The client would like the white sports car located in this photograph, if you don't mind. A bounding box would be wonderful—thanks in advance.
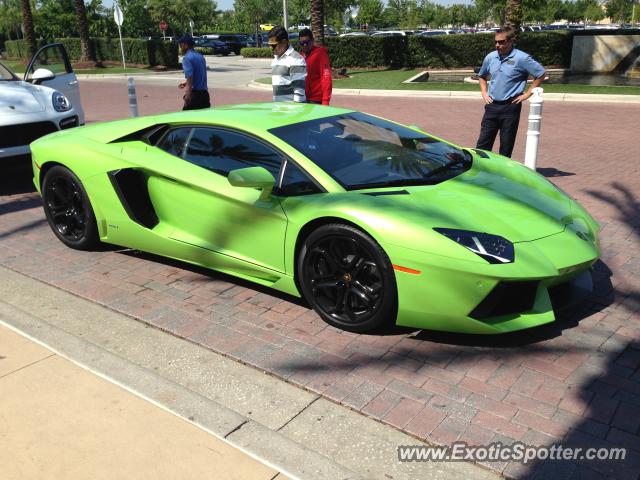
[1,43,84,159]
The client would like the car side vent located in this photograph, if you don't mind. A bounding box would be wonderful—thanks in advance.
[108,169,159,229]
[362,190,410,196]
[111,124,169,145]
[469,281,539,320]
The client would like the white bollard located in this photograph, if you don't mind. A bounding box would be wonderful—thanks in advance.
[127,76,139,118]
[524,87,544,170]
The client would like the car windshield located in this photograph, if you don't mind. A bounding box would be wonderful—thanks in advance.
[0,62,19,81]
[269,112,471,190]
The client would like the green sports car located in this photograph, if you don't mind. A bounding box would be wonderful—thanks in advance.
[31,103,600,334]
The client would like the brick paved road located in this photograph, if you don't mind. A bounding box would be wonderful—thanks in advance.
[2,81,639,479]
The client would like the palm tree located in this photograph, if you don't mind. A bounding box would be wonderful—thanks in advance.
[310,0,324,45]
[19,0,36,57]
[505,0,522,29]
[73,0,95,63]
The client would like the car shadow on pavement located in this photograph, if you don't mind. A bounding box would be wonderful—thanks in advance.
[518,339,640,479]
[119,248,311,308]
[0,156,36,196]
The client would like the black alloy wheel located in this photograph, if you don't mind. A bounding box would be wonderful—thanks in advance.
[298,224,397,333]
[42,165,99,250]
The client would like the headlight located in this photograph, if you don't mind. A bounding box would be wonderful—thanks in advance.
[434,228,515,264]
[52,91,71,112]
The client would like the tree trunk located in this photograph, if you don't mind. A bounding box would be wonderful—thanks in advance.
[310,0,324,46]
[505,0,522,30]
[74,0,95,62]
[20,0,36,58]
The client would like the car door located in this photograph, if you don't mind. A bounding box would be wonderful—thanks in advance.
[144,125,289,273]
[25,43,84,124]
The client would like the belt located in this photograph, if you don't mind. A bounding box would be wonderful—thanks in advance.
[491,94,523,105]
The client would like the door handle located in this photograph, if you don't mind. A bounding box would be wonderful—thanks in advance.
[67,80,78,86]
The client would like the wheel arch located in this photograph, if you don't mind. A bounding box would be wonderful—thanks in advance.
[39,161,66,189]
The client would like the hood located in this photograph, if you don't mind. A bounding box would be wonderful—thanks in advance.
[0,81,47,115]
[358,157,571,243]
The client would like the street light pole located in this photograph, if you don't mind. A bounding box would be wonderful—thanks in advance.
[283,0,288,30]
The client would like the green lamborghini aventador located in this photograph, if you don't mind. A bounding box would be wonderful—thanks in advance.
[31,102,600,334]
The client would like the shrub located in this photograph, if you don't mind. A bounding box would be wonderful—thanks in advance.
[240,47,272,58]
[4,38,178,67]
[325,36,408,69]
[206,30,622,69]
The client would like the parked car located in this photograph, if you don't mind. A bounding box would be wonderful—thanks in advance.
[0,43,84,160]
[371,30,406,37]
[420,30,450,36]
[217,34,254,55]
[30,103,600,334]
[197,39,231,56]
[339,32,368,37]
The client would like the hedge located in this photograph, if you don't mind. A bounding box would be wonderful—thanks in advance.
[4,37,178,67]
[242,31,575,68]
[240,47,272,58]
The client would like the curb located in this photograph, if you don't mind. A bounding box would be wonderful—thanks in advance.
[248,80,640,103]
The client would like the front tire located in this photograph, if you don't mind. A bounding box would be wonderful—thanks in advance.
[42,165,99,250]
[297,224,397,333]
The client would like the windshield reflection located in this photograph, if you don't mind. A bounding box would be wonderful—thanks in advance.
[269,112,470,190]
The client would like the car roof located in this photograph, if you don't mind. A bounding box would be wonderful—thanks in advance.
[74,103,357,143]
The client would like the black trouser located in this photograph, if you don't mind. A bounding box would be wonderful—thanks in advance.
[476,100,522,158]
[183,90,211,110]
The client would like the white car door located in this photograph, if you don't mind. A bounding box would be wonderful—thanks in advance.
[25,43,85,124]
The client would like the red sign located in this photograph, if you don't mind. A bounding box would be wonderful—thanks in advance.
[159,21,168,31]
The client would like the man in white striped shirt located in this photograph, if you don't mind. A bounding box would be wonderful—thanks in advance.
[268,26,307,103]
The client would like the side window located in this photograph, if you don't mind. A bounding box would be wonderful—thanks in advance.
[185,128,282,178]
[279,161,321,196]
[157,127,192,158]
[26,44,72,80]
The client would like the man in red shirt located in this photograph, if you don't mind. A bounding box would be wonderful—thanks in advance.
[298,28,332,105]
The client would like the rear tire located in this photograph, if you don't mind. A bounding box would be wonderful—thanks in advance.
[297,224,397,333]
[42,165,99,250]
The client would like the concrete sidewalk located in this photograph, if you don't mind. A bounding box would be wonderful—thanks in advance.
[0,322,286,480]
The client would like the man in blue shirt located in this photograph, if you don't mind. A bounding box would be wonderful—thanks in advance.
[178,35,210,110]
[476,25,545,158]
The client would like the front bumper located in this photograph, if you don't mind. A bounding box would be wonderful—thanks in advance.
[0,114,80,159]
[388,228,599,334]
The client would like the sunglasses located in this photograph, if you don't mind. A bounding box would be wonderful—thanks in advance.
[495,39,510,45]
[299,40,312,46]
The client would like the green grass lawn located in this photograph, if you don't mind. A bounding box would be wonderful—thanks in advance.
[1,59,150,76]
[259,69,640,95]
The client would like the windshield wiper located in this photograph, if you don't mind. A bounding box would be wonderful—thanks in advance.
[348,178,441,190]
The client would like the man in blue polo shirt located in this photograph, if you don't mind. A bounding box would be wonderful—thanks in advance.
[178,35,210,110]
[475,24,545,158]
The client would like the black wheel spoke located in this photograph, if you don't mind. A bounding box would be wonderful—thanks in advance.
[351,283,374,306]
[311,247,339,273]
[333,284,347,314]
[312,276,340,291]
[329,239,348,267]
[342,292,357,321]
